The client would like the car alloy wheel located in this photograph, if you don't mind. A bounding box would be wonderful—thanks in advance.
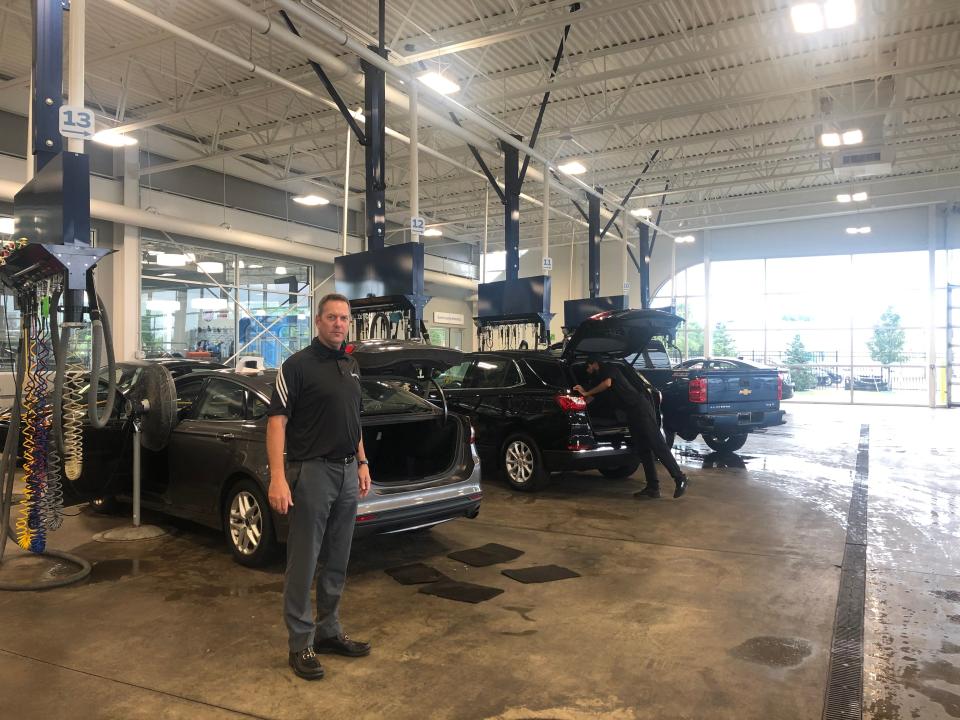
[229,490,263,556]
[505,439,535,485]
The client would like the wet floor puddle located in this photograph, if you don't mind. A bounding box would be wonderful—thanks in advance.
[729,636,812,667]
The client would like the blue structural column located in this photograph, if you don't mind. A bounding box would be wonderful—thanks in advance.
[638,222,651,309]
[588,187,601,298]
[503,138,521,281]
[362,53,386,251]
[32,0,64,172]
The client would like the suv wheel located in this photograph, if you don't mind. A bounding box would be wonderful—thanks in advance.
[599,457,641,479]
[224,478,277,567]
[501,434,549,491]
[702,433,748,454]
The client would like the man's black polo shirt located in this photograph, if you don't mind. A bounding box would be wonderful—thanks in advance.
[596,361,646,413]
[267,338,362,461]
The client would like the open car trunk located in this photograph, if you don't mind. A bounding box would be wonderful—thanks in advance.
[567,360,634,442]
[362,415,465,486]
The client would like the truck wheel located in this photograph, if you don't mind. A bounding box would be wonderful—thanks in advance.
[223,478,277,567]
[702,433,748,454]
[501,434,549,492]
[599,457,642,479]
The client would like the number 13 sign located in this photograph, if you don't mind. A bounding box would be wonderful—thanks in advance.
[59,106,95,140]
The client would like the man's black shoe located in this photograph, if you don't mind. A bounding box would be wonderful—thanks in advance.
[314,633,371,657]
[634,485,661,499]
[673,475,688,498]
[288,647,325,680]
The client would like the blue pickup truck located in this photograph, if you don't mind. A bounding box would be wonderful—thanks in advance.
[629,339,786,453]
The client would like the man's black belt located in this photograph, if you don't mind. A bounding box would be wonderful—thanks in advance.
[321,454,355,465]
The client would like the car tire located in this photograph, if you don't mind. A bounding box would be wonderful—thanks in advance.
[501,434,549,492]
[702,433,748,454]
[599,457,642,479]
[223,478,277,568]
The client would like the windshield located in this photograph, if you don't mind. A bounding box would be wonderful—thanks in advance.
[361,379,435,415]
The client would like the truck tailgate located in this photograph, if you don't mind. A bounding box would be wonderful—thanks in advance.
[697,370,780,406]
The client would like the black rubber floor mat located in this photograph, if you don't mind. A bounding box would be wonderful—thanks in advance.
[447,543,524,567]
[418,580,504,604]
[501,565,581,584]
[385,563,446,585]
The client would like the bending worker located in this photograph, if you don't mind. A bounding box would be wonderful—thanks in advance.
[267,293,372,681]
[574,355,689,499]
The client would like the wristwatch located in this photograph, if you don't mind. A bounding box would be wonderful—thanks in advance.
[358,459,369,466]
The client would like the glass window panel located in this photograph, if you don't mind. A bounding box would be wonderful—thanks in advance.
[851,251,928,291]
[709,293,765,330]
[195,379,246,421]
[766,293,850,329]
[711,259,765,297]
[684,264,705,295]
[437,360,471,389]
[766,255,851,295]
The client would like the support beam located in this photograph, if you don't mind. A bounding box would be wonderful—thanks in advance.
[588,188,601,299]
[503,140,521,281]
[601,150,659,238]
[638,223,651,309]
[32,0,64,171]
[362,47,387,249]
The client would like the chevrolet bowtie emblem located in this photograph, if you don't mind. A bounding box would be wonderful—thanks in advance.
[739,388,752,395]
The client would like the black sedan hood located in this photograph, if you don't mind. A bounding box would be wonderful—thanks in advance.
[346,340,463,380]
[561,308,682,360]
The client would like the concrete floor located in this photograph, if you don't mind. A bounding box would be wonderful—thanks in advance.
[0,404,957,719]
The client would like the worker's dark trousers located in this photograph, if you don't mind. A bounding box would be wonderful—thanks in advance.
[283,458,358,653]
[626,404,685,488]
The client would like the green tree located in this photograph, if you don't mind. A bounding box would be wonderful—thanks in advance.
[675,303,704,358]
[867,307,907,366]
[711,322,737,357]
[785,334,815,391]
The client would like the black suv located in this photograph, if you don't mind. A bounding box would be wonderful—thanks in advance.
[437,309,681,491]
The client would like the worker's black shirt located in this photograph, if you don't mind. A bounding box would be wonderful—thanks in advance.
[267,338,362,461]
[595,361,646,413]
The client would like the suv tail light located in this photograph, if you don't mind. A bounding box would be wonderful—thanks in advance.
[555,394,587,411]
[688,377,708,403]
[777,375,783,401]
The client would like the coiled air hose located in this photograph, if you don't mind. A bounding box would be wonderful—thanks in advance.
[0,305,91,589]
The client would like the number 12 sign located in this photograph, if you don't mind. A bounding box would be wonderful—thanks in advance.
[59,106,95,140]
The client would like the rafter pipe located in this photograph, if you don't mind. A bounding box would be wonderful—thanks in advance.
[341,124,350,255]
[542,166,550,273]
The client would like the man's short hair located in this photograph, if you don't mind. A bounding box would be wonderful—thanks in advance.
[316,293,351,316]
[585,354,604,365]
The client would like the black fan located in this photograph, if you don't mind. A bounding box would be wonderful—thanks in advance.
[124,362,178,451]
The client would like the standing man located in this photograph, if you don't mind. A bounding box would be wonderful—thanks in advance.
[267,293,372,681]
[574,355,688,499]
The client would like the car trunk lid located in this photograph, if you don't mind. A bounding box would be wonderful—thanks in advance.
[561,309,683,361]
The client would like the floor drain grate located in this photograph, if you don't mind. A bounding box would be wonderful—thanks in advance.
[822,424,869,720]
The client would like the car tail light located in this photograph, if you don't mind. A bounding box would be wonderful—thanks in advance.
[567,442,592,451]
[777,375,783,401]
[688,377,708,403]
[356,514,377,523]
[555,394,587,411]
[468,493,483,501]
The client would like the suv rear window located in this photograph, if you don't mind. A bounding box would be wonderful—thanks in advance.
[468,357,522,388]
[524,357,568,388]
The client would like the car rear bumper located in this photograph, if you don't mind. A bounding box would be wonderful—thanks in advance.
[691,409,786,434]
[353,461,483,537]
[542,443,636,472]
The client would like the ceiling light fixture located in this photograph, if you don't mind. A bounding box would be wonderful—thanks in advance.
[845,226,871,235]
[841,128,864,145]
[423,228,443,237]
[292,194,329,206]
[0,217,14,234]
[418,71,460,95]
[674,235,696,244]
[191,297,229,311]
[275,266,287,275]
[791,1,856,33]
[820,132,842,147]
[630,207,653,218]
[156,253,188,267]
[145,299,181,313]
[852,191,868,202]
[558,161,587,175]
[248,264,263,269]
[159,273,177,278]
[196,261,224,274]
[836,193,852,203]
[92,131,138,147]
